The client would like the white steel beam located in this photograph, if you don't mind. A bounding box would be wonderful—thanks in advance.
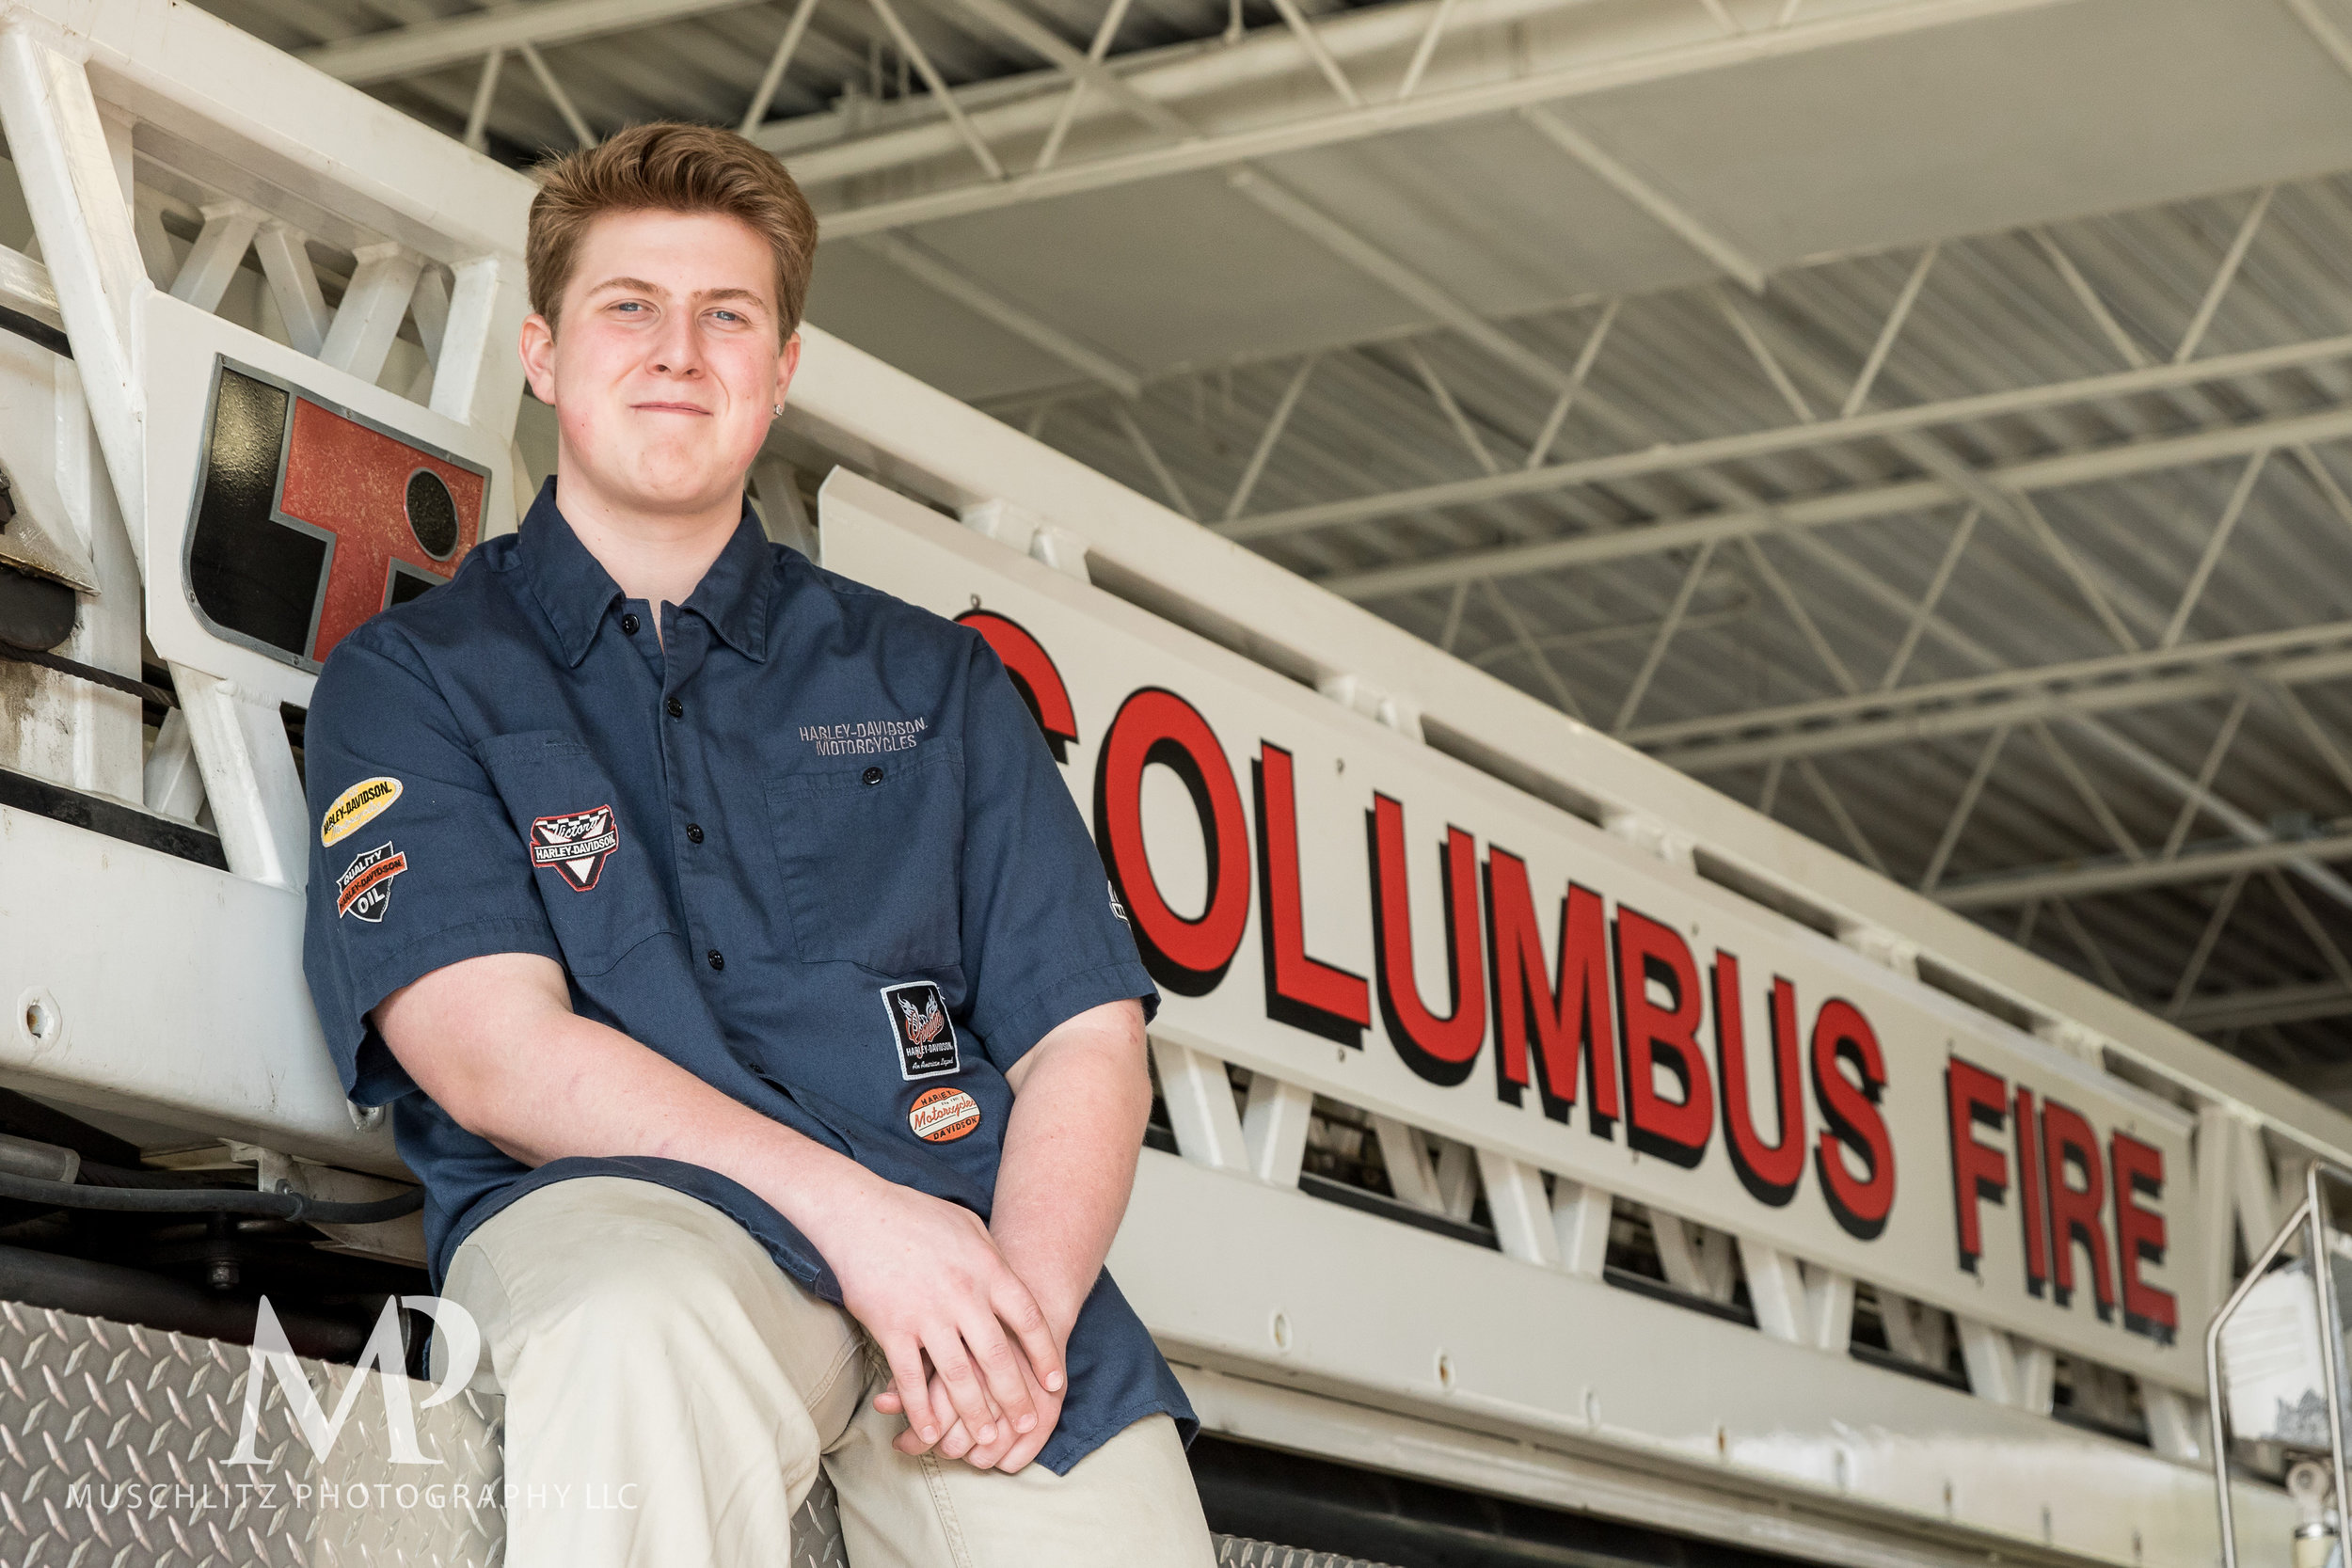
[168,200,262,314]
[1222,356,1317,521]
[809,0,2089,238]
[938,0,1194,138]
[739,0,825,135]
[1517,106,1765,293]
[1311,398,2352,598]
[1843,244,1936,418]
[1229,329,2352,541]
[318,241,424,383]
[302,0,774,85]
[866,0,1005,180]
[1635,617,2352,768]
[1228,169,1578,398]
[1936,830,2352,911]
[2175,185,2272,364]
[2175,978,2352,1033]
[858,231,1142,396]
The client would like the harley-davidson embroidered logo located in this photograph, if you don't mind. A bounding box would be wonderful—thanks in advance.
[335,842,406,922]
[908,1085,981,1144]
[321,775,402,847]
[881,980,960,1081]
[529,804,619,892]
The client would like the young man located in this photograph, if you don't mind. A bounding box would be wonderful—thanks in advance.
[300,122,1215,1566]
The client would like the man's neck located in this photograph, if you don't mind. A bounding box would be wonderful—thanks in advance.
[553,468,742,613]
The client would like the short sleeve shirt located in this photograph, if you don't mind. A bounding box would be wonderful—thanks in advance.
[300,479,1186,1472]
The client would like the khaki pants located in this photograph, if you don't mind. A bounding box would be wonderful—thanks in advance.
[436,1176,1216,1568]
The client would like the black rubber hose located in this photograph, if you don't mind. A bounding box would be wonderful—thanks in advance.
[0,1169,423,1224]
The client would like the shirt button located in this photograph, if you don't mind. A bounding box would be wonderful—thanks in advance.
[620,612,640,635]
[685,823,705,844]
[862,766,883,785]
[707,949,725,972]
[666,697,684,719]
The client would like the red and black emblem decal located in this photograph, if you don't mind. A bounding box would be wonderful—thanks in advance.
[880,980,961,1081]
[185,358,489,672]
[335,842,407,922]
[530,805,619,892]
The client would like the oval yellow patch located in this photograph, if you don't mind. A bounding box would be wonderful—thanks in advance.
[321,776,403,847]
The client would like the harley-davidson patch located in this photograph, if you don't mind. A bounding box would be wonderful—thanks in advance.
[335,842,407,922]
[321,775,402,847]
[881,980,961,1081]
[908,1085,981,1144]
[529,804,619,892]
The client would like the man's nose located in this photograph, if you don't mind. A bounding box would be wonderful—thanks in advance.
[647,314,705,377]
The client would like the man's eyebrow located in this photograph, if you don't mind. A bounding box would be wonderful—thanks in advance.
[581,277,769,311]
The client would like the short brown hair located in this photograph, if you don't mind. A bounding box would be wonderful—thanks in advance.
[527,122,818,337]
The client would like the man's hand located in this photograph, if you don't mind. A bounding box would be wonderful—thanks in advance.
[874,1346,1062,1472]
[870,998,1152,1470]
[373,953,1066,1449]
[795,1172,1064,1450]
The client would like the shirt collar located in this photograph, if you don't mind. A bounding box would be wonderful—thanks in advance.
[517,479,774,667]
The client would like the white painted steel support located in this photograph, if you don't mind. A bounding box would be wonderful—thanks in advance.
[1741,1240,1855,1351]
[1517,106,1764,292]
[319,242,424,383]
[1475,1150,1558,1265]
[1958,1318,2056,1414]
[0,26,145,558]
[1371,1114,1443,1212]
[142,708,205,823]
[168,665,309,892]
[803,0,2088,238]
[1549,1178,1611,1277]
[1241,333,2352,546]
[859,231,1142,396]
[1844,244,1936,417]
[1650,1212,1737,1304]
[739,0,823,134]
[1152,1036,1249,1173]
[169,201,262,314]
[429,254,532,438]
[1644,616,2352,769]
[1242,1073,1314,1188]
[253,221,330,356]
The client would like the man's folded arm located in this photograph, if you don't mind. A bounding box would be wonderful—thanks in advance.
[373,950,1064,1451]
[882,996,1150,1472]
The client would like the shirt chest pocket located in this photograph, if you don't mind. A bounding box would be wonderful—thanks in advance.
[476,731,673,977]
[767,741,963,975]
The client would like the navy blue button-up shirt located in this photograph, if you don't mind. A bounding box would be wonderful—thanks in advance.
[301,479,1188,1471]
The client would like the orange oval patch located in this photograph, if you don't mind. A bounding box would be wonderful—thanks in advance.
[909,1085,981,1144]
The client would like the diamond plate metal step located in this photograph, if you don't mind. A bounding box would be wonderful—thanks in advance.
[0,1297,1387,1568]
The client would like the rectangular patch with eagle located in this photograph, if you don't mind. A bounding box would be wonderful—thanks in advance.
[879,980,960,1081]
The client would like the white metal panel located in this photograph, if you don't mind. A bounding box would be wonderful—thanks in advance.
[1120,1148,2286,1568]
[0,802,400,1172]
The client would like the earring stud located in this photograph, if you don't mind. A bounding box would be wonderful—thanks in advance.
[772,404,783,417]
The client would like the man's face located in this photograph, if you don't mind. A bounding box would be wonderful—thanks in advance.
[520,208,800,521]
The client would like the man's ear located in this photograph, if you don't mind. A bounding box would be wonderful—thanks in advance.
[518,312,559,405]
[773,331,803,410]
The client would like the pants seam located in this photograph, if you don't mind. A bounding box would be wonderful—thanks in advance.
[917,1449,977,1568]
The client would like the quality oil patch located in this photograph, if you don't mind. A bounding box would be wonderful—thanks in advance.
[321,776,403,847]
